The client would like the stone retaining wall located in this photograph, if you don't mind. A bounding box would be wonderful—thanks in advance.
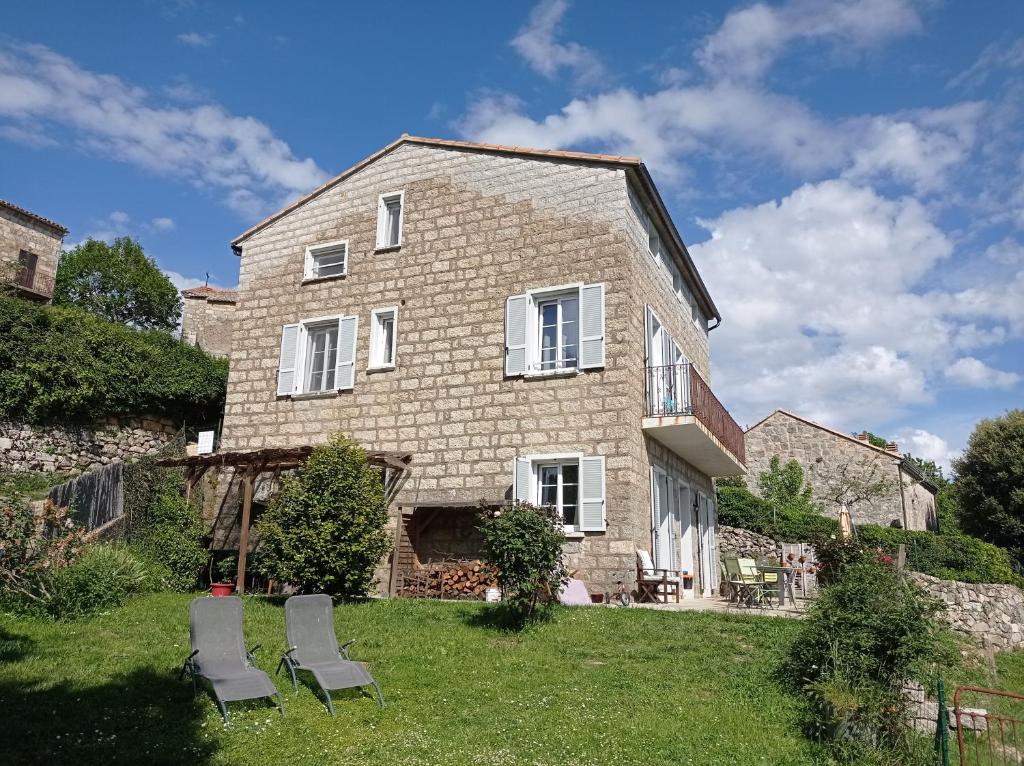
[718,524,781,559]
[0,417,178,474]
[910,572,1024,650]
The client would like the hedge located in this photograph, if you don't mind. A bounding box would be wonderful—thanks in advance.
[716,485,840,542]
[0,295,227,425]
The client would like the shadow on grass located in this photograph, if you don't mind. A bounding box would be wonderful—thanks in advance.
[0,625,35,663]
[0,668,216,765]
[460,602,555,633]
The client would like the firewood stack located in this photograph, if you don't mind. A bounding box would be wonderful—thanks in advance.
[398,559,498,600]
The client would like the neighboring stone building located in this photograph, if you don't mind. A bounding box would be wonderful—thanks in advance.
[744,409,938,531]
[181,285,238,358]
[0,199,67,303]
[216,135,746,597]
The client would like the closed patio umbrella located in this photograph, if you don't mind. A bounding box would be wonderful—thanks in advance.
[839,504,853,539]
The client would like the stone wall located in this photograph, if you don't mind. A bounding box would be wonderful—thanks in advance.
[181,291,237,358]
[0,204,63,302]
[0,417,178,474]
[717,524,781,559]
[910,572,1024,651]
[223,141,717,595]
[744,410,935,531]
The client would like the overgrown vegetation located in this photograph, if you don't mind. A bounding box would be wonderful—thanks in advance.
[478,501,567,625]
[0,470,71,502]
[0,295,227,425]
[54,237,182,331]
[787,558,953,763]
[257,436,390,597]
[717,482,841,542]
[45,545,155,619]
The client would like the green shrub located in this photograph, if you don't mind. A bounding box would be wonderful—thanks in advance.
[46,545,153,619]
[257,436,390,597]
[478,502,567,625]
[717,484,840,543]
[787,560,953,762]
[0,295,227,425]
[129,492,206,592]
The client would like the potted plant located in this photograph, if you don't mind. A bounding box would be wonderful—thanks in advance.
[211,554,237,597]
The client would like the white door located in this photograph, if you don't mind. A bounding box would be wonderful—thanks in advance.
[697,492,717,597]
[677,483,695,580]
[650,467,675,570]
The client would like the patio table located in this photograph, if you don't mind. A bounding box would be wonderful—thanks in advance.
[756,566,797,607]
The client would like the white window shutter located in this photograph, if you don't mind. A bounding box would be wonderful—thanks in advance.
[578,283,605,369]
[303,247,313,279]
[578,456,606,532]
[513,457,532,502]
[277,324,299,396]
[376,196,386,248]
[505,294,529,376]
[334,315,358,390]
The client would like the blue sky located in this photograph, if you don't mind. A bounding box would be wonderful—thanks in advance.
[2,0,1022,469]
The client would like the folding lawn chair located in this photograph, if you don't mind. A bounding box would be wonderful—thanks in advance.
[278,594,385,715]
[180,596,284,724]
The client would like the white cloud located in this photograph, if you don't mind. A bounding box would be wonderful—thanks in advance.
[948,36,1024,90]
[511,0,604,86]
[690,179,1023,428]
[150,217,175,232]
[0,43,328,218]
[176,32,214,48]
[164,270,231,292]
[894,427,958,472]
[944,357,1021,389]
[697,0,921,81]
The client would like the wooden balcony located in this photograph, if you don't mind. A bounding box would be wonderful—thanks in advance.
[14,271,55,301]
[643,363,746,477]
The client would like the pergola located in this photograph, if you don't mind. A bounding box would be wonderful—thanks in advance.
[156,446,412,593]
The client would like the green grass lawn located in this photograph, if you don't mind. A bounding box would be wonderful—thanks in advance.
[0,593,824,765]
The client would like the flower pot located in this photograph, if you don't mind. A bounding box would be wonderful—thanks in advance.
[211,582,235,597]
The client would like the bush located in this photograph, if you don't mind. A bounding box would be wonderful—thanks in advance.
[478,502,567,625]
[129,492,206,592]
[717,484,840,543]
[787,560,952,762]
[0,295,227,425]
[257,436,390,597]
[46,545,153,619]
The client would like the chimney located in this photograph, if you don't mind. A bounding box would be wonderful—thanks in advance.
[885,441,900,455]
[856,432,870,442]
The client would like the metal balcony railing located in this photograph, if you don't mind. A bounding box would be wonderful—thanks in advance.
[645,363,746,464]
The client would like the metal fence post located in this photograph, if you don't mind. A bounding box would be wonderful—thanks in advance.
[936,678,950,766]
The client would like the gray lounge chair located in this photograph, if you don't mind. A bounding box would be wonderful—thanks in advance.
[180,596,284,724]
[278,594,384,715]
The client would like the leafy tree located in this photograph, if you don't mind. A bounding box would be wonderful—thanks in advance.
[758,456,819,516]
[954,410,1024,563]
[478,502,567,625]
[904,454,947,489]
[809,455,896,515]
[54,237,182,330]
[257,436,390,597]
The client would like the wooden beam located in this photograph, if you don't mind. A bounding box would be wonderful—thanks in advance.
[236,469,254,595]
[388,506,404,597]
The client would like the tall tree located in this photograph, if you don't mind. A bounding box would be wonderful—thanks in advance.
[954,410,1024,560]
[54,238,181,331]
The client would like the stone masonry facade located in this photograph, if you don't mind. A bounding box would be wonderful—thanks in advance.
[221,139,728,595]
[0,200,66,303]
[0,417,179,474]
[181,286,238,358]
[744,410,937,531]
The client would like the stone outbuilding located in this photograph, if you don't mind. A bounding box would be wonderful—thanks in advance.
[181,286,238,358]
[0,198,67,303]
[743,409,938,531]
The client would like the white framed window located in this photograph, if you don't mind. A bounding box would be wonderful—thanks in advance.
[513,453,606,533]
[304,239,348,281]
[368,306,398,370]
[505,283,604,377]
[376,191,404,249]
[276,314,358,396]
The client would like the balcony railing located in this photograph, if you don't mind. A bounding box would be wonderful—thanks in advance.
[645,363,746,465]
[14,271,54,299]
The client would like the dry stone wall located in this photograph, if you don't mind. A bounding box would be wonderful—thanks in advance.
[718,524,782,559]
[0,417,178,474]
[910,572,1024,651]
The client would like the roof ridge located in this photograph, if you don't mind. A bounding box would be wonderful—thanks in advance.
[0,199,68,234]
[748,408,902,459]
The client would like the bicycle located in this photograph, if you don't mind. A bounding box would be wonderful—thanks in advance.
[605,575,633,607]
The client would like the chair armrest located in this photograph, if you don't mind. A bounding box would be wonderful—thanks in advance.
[340,639,356,660]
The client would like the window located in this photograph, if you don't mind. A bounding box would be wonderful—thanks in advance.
[276,315,359,396]
[505,283,604,377]
[513,454,606,533]
[304,240,347,281]
[369,307,398,370]
[376,191,404,249]
[537,294,578,371]
[538,461,579,528]
[303,321,339,392]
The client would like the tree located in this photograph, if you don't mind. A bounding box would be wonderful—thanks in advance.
[954,410,1024,562]
[256,436,390,597]
[854,430,890,449]
[809,455,896,516]
[758,456,819,517]
[54,238,182,330]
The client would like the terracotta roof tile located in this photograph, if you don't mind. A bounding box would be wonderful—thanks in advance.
[0,199,68,234]
[181,285,239,302]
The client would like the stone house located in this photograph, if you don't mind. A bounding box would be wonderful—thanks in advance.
[219,135,746,597]
[181,285,238,358]
[743,409,938,531]
[0,199,67,303]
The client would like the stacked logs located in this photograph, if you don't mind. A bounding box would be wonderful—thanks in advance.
[398,559,498,600]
